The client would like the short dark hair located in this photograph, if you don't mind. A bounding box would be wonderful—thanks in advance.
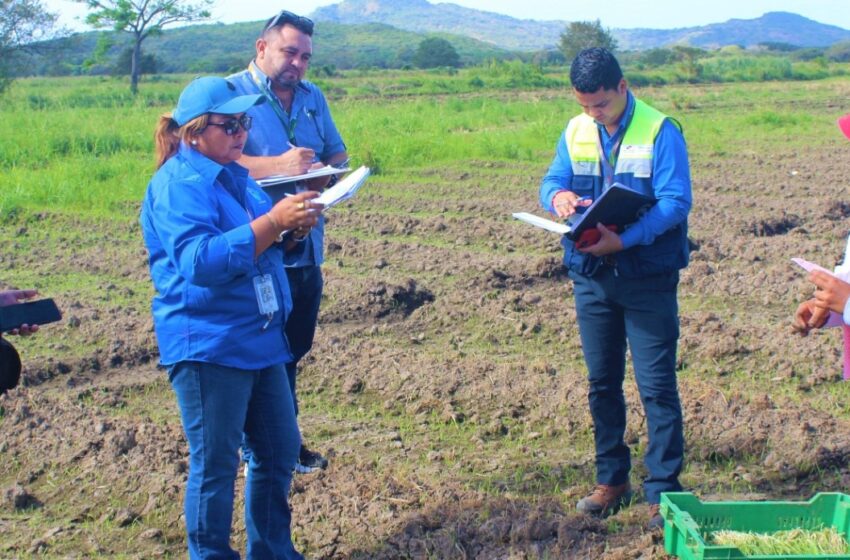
[569,47,623,93]
[261,10,314,37]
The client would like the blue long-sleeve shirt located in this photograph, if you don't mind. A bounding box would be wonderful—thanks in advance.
[539,93,692,250]
[140,144,293,369]
[228,63,347,268]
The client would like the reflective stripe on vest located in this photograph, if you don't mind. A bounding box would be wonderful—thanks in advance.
[564,98,668,180]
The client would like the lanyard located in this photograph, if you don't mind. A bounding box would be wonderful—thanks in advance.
[594,99,635,190]
[248,64,298,142]
[595,133,622,191]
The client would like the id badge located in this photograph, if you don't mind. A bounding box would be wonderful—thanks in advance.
[253,274,279,316]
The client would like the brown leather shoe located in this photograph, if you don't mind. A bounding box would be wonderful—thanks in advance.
[648,504,664,530]
[576,483,633,517]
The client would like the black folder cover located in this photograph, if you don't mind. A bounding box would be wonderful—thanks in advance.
[565,184,655,241]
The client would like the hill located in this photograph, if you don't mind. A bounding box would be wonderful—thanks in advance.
[18,20,518,77]
[312,0,565,52]
[618,12,850,50]
[18,5,850,77]
[312,0,850,50]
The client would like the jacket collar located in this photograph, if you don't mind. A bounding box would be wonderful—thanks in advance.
[178,143,249,186]
[597,91,636,141]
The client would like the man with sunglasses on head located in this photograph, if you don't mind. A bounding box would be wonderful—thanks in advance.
[230,10,348,475]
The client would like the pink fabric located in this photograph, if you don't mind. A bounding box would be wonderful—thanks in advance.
[844,325,850,380]
[839,113,850,141]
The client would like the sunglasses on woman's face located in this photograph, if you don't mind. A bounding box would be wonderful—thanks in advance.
[206,114,253,136]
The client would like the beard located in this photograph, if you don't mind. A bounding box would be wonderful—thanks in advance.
[271,69,300,90]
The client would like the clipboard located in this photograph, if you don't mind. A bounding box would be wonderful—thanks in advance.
[256,165,350,187]
[257,166,352,205]
[564,183,655,241]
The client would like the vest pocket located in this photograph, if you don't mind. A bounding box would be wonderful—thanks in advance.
[570,176,596,199]
[561,236,600,276]
[632,226,687,277]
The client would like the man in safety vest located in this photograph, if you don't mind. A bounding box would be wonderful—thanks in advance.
[539,47,692,529]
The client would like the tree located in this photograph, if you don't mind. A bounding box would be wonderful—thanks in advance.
[413,37,460,69]
[640,48,677,68]
[114,46,158,75]
[559,20,618,64]
[0,0,62,94]
[77,0,212,94]
[826,41,850,63]
[532,48,566,67]
[671,46,706,82]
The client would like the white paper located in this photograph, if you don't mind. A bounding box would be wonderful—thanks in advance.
[512,212,570,235]
[256,165,350,187]
[791,257,835,276]
[315,166,371,209]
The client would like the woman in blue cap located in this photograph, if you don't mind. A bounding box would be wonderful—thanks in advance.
[141,76,320,559]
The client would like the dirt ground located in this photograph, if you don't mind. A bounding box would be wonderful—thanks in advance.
[3,132,850,557]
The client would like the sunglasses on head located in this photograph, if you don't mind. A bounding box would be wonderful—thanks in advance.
[264,10,314,34]
[206,114,253,136]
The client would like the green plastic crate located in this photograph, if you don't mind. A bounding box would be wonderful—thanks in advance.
[661,492,850,560]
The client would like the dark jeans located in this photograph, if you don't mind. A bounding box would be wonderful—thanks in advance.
[169,361,302,560]
[284,264,323,417]
[570,266,684,505]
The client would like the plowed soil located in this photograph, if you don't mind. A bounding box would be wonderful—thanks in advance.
[3,103,850,559]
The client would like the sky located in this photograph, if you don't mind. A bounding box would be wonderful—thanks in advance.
[44,0,850,33]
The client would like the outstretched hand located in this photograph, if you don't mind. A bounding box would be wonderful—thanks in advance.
[809,270,850,315]
[792,298,829,336]
[0,289,40,336]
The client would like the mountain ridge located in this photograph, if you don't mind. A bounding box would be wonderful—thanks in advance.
[310,1,850,51]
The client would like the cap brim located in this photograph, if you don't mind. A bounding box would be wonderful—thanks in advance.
[211,93,266,116]
[838,113,850,141]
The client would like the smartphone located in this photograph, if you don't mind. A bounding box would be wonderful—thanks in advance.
[0,298,62,332]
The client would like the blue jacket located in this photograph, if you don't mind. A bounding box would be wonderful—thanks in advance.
[540,93,692,278]
[228,63,347,268]
[140,145,293,369]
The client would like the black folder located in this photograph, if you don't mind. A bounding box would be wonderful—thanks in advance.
[565,183,655,241]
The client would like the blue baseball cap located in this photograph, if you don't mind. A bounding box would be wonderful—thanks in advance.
[172,76,265,126]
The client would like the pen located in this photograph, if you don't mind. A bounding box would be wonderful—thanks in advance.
[576,196,591,203]
[282,191,321,214]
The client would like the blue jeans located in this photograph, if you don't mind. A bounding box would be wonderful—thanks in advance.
[570,267,684,505]
[283,265,323,417]
[169,361,303,560]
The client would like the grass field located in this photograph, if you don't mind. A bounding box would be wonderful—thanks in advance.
[1,69,850,558]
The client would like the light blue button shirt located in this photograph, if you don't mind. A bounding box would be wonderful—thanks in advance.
[228,63,346,268]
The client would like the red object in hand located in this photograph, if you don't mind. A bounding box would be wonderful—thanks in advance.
[576,224,618,249]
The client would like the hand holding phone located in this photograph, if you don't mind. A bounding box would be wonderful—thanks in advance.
[0,298,62,333]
